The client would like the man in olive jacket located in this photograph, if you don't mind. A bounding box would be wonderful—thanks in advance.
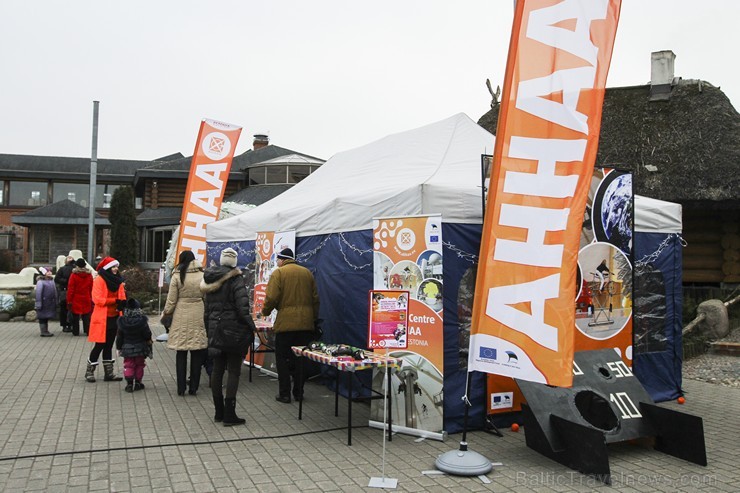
[262,248,320,403]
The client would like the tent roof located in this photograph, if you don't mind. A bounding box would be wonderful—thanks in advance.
[207,113,495,242]
[634,195,682,233]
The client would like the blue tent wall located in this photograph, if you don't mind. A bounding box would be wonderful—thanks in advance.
[207,223,486,433]
[633,232,683,401]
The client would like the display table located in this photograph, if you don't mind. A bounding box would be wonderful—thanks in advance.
[247,319,275,382]
[292,346,402,445]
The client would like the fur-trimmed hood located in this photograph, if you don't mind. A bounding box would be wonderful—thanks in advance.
[200,267,242,294]
[72,266,92,275]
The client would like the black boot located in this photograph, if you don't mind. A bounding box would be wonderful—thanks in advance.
[85,360,98,382]
[102,360,123,381]
[125,378,134,393]
[213,395,224,423]
[223,398,245,426]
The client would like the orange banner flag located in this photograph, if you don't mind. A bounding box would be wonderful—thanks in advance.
[176,119,242,266]
[469,0,622,387]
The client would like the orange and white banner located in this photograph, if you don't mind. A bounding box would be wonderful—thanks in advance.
[469,0,621,387]
[176,119,242,266]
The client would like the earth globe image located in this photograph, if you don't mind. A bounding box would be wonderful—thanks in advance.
[596,172,632,254]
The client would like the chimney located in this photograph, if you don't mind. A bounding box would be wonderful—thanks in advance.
[253,134,269,150]
[649,50,676,101]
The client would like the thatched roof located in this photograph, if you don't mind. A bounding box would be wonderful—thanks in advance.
[477,79,740,210]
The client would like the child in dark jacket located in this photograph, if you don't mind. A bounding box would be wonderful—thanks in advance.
[116,299,153,392]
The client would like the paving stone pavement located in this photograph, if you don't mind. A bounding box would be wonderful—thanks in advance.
[0,320,738,492]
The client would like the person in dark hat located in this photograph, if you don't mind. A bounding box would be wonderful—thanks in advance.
[67,258,94,336]
[262,248,320,403]
[84,256,126,383]
[55,256,75,332]
[200,247,256,426]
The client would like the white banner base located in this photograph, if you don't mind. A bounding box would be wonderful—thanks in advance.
[368,420,447,442]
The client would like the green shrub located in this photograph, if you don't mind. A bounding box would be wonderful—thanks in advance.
[9,296,34,318]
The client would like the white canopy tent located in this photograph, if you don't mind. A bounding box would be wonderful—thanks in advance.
[634,194,682,234]
[207,113,495,242]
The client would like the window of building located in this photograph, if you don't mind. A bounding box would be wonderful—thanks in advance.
[288,165,312,183]
[265,165,287,184]
[248,167,266,185]
[0,180,4,205]
[9,181,47,206]
[95,184,120,208]
[53,183,91,206]
[0,234,12,250]
[141,227,175,263]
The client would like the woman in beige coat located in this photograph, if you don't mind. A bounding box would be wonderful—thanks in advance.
[163,250,207,395]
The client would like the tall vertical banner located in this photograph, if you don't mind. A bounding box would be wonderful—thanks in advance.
[469,0,622,388]
[370,215,445,434]
[176,119,242,266]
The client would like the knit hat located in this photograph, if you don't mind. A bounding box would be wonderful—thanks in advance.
[220,248,238,268]
[75,258,87,268]
[277,248,294,260]
[39,267,51,276]
[97,256,119,271]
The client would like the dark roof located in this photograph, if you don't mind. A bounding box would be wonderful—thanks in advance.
[0,154,148,183]
[477,79,740,210]
[224,184,293,206]
[232,145,324,170]
[11,199,110,226]
[136,207,182,227]
[154,152,185,161]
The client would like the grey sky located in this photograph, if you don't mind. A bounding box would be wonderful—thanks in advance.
[0,1,737,162]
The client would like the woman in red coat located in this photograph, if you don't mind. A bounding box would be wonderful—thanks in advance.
[85,256,126,383]
[67,258,93,336]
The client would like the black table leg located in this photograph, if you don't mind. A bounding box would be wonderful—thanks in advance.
[298,354,304,420]
[334,371,339,417]
[248,346,253,382]
[348,371,352,446]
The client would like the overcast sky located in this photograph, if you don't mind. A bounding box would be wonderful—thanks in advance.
[1,1,737,162]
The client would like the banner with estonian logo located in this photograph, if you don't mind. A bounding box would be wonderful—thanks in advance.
[370,214,444,434]
[175,119,242,266]
[469,0,622,387]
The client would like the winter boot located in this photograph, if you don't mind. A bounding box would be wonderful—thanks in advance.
[134,381,145,391]
[125,378,134,393]
[85,360,98,382]
[213,395,225,423]
[222,398,245,426]
[39,322,54,337]
[102,360,123,382]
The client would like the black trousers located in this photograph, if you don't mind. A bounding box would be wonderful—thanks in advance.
[275,330,314,398]
[89,316,118,362]
[59,300,69,328]
[176,349,207,394]
[210,350,245,399]
[71,312,91,336]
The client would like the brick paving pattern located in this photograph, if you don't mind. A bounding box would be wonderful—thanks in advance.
[0,320,738,492]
